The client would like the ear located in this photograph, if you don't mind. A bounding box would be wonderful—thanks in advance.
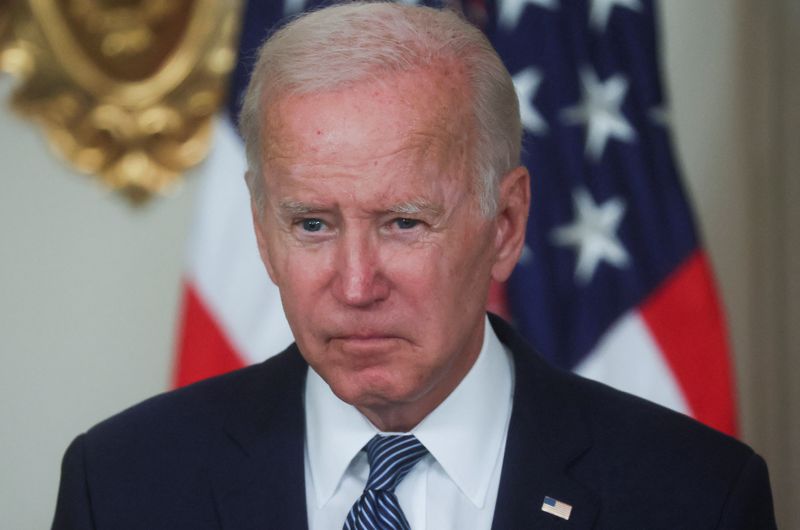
[251,197,279,285]
[491,166,531,283]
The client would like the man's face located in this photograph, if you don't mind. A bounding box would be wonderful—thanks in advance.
[253,66,527,430]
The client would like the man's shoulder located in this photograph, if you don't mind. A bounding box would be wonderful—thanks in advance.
[83,346,306,455]
[561,366,749,459]
[55,347,309,528]
[524,344,755,476]
[492,313,749,461]
[491,313,768,520]
[556,369,775,526]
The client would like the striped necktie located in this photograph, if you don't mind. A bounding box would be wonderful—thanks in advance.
[343,434,428,530]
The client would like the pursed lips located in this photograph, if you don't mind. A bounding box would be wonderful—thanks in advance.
[328,334,406,355]
[331,334,401,343]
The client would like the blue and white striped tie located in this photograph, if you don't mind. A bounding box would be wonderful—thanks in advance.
[343,434,428,530]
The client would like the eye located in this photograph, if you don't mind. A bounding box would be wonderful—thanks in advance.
[394,218,420,230]
[301,218,325,232]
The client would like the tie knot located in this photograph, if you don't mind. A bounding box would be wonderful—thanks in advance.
[364,434,427,493]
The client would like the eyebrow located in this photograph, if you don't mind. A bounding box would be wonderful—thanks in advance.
[277,199,444,217]
[386,200,444,217]
[277,200,324,216]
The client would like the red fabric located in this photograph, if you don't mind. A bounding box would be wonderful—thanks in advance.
[640,251,738,435]
[173,281,246,388]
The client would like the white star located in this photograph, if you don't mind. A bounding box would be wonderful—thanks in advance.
[283,0,306,15]
[513,67,548,134]
[498,0,558,31]
[551,188,629,285]
[561,67,636,161]
[589,0,642,33]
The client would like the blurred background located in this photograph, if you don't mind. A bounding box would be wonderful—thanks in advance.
[0,1,798,528]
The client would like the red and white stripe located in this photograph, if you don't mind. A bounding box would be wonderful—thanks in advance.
[174,119,292,387]
[575,251,737,435]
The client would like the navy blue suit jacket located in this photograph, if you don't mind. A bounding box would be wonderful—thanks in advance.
[52,315,777,529]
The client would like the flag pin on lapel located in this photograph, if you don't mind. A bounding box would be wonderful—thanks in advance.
[541,496,572,520]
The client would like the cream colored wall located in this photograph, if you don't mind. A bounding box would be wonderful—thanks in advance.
[0,2,796,528]
[0,79,200,528]
[660,0,753,437]
[662,3,799,528]
[734,2,800,528]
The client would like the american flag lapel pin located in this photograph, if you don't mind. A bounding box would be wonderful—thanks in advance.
[541,495,573,521]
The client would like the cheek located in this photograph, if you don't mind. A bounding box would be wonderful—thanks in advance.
[272,249,333,316]
[382,248,471,328]
[293,266,330,298]
[383,245,443,291]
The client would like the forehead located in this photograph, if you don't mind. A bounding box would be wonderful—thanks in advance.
[260,64,474,180]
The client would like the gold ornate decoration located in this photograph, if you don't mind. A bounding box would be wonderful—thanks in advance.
[0,0,242,203]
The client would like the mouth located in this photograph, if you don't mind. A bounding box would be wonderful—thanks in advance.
[329,335,403,353]
[333,334,399,343]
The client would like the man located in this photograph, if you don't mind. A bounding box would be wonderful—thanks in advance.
[52,3,776,529]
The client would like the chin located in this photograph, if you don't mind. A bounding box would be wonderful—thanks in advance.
[329,372,414,409]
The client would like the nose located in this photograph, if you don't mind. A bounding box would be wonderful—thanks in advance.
[331,229,390,307]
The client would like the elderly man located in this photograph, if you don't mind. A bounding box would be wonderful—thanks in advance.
[52,3,776,529]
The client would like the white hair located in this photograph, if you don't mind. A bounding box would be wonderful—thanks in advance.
[239,1,521,216]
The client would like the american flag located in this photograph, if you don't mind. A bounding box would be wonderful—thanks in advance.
[486,0,736,434]
[541,495,573,520]
[175,0,737,435]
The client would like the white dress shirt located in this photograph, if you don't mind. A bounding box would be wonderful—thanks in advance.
[304,316,515,530]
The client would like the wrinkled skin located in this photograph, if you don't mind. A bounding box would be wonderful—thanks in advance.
[252,65,530,431]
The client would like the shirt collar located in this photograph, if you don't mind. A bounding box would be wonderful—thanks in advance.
[304,315,514,508]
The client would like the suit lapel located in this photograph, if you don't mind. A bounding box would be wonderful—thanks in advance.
[210,346,310,530]
[490,315,600,530]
